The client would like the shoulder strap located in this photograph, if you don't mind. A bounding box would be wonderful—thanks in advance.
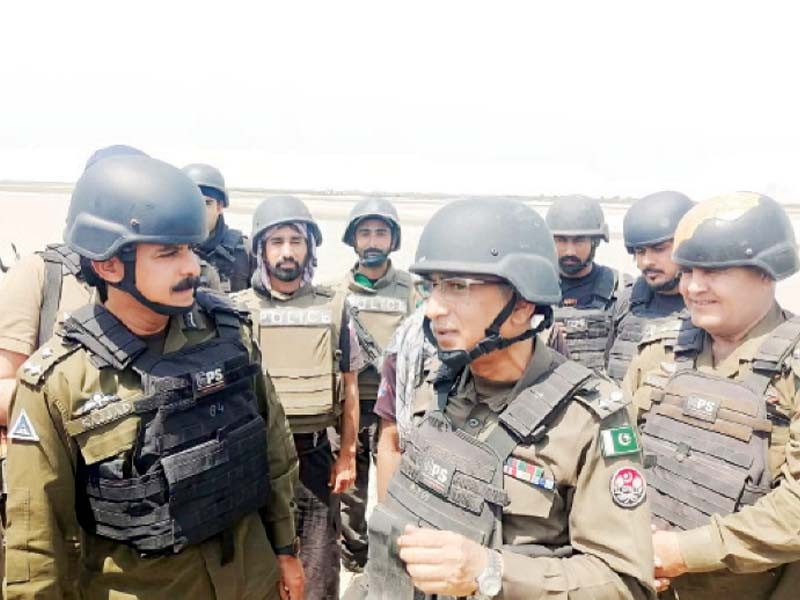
[220,226,246,253]
[629,277,653,308]
[18,338,81,387]
[497,358,594,444]
[40,243,82,276]
[61,304,147,370]
[751,315,800,374]
[672,315,705,358]
[594,266,618,303]
[195,288,251,339]
[38,256,65,347]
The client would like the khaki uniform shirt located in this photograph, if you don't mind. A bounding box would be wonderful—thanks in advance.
[624,303,800,598]
[0,254,93,356]
[420,343,656,599]
[4,302,299,600]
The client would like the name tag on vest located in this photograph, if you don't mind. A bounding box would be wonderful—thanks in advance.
[260,307,332,326]
[348,295,405,313]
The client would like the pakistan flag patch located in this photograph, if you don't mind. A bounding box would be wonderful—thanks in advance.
[601,425,639,457]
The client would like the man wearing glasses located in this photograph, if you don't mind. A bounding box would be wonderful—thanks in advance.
[367,197,655,599]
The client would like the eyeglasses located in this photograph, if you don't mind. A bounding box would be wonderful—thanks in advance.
[414,276,508,301]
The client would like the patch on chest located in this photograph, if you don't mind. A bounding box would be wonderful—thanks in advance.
[610,466,646,508]
[600,425,640,457]
[503,458,555,491]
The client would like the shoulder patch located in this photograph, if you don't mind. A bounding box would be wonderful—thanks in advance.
[9,408,40,442]
[18,339,78,386]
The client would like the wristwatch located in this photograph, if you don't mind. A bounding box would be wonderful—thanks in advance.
[475,548,503,598]
[274,536,301,557]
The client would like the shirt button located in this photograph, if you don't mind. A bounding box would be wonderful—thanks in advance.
[468,418,481,429]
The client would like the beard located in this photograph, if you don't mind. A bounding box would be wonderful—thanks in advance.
[559,255,590,275]
[358,247,389,267]
[269,258,304,282]
[644,269,681,293]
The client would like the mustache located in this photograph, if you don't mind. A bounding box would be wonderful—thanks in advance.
[172,276,200,292]
[559,255,581,264]
[642,269,664,277]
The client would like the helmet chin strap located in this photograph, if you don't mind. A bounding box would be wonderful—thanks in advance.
[423,293,552,374]
[107,249,195,316]
[359,251,389,267]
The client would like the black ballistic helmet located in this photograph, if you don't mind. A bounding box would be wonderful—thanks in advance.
[342,197,401,251]
[251,195,323,253]
[65,155,207,315]
[182,163,229,207]
[66,155,207,261]
[545,195,610,242]
[672,192,800,281]
[411,197,561,371]
[84,145,149,171]
[624,191,694,253]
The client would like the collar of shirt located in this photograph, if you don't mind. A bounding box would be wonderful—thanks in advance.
[348,260,396,293]
[695,302,787,377]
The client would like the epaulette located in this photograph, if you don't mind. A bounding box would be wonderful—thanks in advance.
[18,337,80,387]
[572,377,629,421]
[314,284,337,298]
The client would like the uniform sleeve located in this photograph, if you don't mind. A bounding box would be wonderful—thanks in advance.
[501,410,656,599]
[676,391,800,573]
[374,351,397,423]
[5,378,81,600]
[0,255,46,356]
[248,328,299,550]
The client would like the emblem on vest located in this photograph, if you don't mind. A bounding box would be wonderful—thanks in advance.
[260,307,333,326]
[194,367,226,396]
[419,455,453,496]
[348,295,405,313]
[683,395,720,423]
[564,318,588,331]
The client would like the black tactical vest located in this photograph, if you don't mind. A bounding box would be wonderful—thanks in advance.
[196,223,251,292]
[606,277,683,382]
[367,359,593,600]
[640,315,800,532]
[553,267,622,372]
[63,291,270,555]
[36,243,84,347]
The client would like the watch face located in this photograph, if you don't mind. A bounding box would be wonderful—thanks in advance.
[480,575,502,597]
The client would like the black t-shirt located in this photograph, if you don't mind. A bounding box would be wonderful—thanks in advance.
[645,289,685,316]
[560,264,608,308]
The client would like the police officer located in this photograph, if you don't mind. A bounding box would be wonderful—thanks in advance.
[234,195,364,600]
[4,155,302,599]
[624,193,800,599]
[606,191,695,382]
[547,195,629,372]
[183,163,253,292]
[332,197,418,573]
[367,197,655,599]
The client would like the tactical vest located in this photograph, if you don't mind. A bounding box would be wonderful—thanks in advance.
[57,290,270,555]
[36,243,88,347]
[553,267,622,372]
[253,285,347,433]
[367,359,594,600]
[347,269,414,403]
[606,277,682,382]
[197,226,250,293]
[639,315,800,532]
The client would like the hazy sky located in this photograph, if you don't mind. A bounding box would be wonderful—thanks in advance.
[2,1,800,200]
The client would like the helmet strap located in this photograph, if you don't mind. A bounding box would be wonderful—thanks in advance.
[107,247,195,316]
[424,292,549,372]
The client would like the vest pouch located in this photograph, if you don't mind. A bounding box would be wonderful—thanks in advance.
[161,414,270,548]
[642,370,772,531]
[553,307,612,369]
[385,415,508,546]
[259,311,336,419]
[353,300,407,349]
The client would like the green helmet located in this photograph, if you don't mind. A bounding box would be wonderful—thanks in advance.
[545,195,610,242]
[182,163,229,207]
[250,195,323,253]
[66,155,207,261]
[342,197,401,251]
[411,197,561,304]
[673,192,799,280]
[624,191,694,254]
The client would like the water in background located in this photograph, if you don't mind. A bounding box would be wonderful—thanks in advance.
[3,184,799,311]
